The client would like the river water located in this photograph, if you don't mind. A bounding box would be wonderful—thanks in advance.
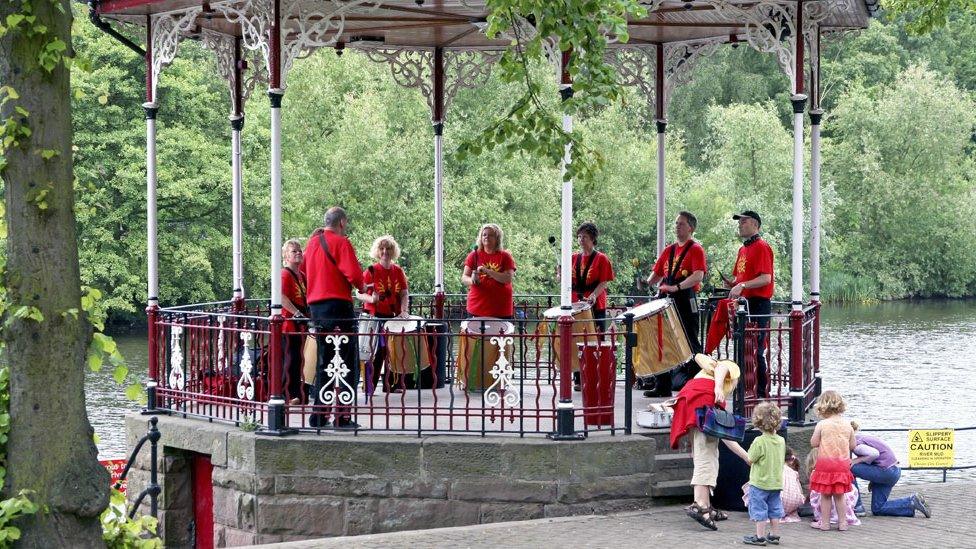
[88,300,976,483]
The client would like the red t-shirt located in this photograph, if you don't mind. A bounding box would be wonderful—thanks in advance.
[652,240,707,293]
[733,236,774,299]
[464,249,516,318]
[571,251,615,310]
[281,267,307,333]
[363,263,408,317]
[301,228,365,304]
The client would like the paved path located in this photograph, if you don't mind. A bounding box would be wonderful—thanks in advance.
[253,482,975,549]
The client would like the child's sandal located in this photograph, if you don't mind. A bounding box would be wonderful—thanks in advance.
[810,520,830,531]
[686,503,718,531]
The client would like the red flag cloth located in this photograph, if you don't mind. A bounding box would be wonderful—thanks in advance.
[704,298,736,354]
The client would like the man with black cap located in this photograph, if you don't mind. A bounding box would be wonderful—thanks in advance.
[726,210,774,397]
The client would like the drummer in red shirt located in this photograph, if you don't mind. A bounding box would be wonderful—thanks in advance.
[570,222,615,390]
[302,206,366,429]
[645,211,707,397]
[725,210,774,397]
[461,223,516,319]
[571,222,615,328]
[355,235,409,394]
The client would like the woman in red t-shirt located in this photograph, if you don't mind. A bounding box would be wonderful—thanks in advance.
[355,235,409,393]
[462,223,516,319]
[281,239,309,404]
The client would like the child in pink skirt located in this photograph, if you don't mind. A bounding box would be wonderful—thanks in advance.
[809,391,856,531]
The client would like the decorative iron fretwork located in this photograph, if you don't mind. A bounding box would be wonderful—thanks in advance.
[663,36,725,107]
[149,8,204,102]
[317,334,355,406]
[484,336,518,407]
[237,331,255,400]
[201,29,268,112]
[168,326,185,390]
[605,47,657,112]
[363,48,500,121]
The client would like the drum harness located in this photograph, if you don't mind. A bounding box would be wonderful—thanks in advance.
[572,251,601,302]
[661,241,699,314]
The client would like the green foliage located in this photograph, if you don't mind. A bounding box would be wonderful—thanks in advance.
[0,368,39,546]
[882,0,976,34]
[54,9,976,323]
[456,0,647,183]
[0,489,39,547]
[100,488,162,549]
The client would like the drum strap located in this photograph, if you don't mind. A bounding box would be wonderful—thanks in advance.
[284,267,309,316]
[573,252,600,294]
[657,315,664,362]
[665,242,695,285]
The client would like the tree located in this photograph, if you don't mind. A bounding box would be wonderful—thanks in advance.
[0,1,109,545]
[883,0,976,34]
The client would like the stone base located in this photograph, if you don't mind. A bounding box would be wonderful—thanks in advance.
[125,414,666,547]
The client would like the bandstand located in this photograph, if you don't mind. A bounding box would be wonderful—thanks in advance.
[90,0,874,544]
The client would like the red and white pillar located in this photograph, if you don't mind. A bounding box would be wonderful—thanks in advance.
[655,44,666,256]
[432,48,446,318]
[231,37,245,306]
[790,1,807,311]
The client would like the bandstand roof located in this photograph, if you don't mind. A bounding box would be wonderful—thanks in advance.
[94,0,875,51]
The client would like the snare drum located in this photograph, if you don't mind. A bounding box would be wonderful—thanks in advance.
[456,318,515,391]
[539,302,597,372]
[616,298,692,379]
[384,316,431,375]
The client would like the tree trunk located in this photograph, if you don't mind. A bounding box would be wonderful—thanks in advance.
[0,2,110,546]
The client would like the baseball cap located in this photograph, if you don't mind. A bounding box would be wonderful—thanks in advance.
[732,210,762,227]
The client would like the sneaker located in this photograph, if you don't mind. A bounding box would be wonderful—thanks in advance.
[853,505,867,517]
[911,493,931,518]
[573,384,582,392]
[743,535,766,546]
[308,415,331,428]
[765,534,780,545]
[335,419,360,430]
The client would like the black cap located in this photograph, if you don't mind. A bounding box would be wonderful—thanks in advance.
[732,210,762,227]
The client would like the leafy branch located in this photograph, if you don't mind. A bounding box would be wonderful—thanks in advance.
[455,0,646,183]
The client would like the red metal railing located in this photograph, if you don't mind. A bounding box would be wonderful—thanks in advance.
[729,300,820,421]
[149,299,631,437]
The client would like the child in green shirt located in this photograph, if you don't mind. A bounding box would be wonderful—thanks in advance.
[744,402,786,546]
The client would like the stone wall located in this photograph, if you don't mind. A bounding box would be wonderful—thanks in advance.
[125,415,663,547]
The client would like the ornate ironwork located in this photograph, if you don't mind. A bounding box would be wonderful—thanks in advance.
[149,8,203,102]
[237,332,255,400]
[605,47,657,111]
[200,29,267,111]
[168,326,185,390]
[363,48,500,121]
[663,37,725,108]
[484,336,518,407]
[317,334,355,406]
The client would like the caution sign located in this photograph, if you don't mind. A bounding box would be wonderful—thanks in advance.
[908,430,954,468]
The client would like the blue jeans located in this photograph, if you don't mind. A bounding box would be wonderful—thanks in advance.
[748,487,785,522]
[851,464,915,517]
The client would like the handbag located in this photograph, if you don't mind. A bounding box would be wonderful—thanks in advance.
[696,405,746,442]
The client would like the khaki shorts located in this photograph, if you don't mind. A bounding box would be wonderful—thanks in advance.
[690,428,719,488]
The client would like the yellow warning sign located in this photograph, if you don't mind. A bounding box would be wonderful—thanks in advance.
[908,429,954,468]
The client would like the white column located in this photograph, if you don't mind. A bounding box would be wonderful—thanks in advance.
[809,109,823,300]
[269,90,283,312]
[790,95,807,310]
[231,115,244,300]
[560,109,573,309]
[433,123,445,291]
[656,120,667,256]
[145,103,159,306]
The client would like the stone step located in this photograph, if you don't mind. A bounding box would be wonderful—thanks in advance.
[650,479,694,498]
[653,452,693,469]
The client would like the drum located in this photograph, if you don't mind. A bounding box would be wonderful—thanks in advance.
[539,302,597,372]
[384,316,431,375]
[456,318,515,391]
[615,298,692,379]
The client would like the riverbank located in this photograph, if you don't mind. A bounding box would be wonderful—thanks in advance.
[251,481,975,548]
